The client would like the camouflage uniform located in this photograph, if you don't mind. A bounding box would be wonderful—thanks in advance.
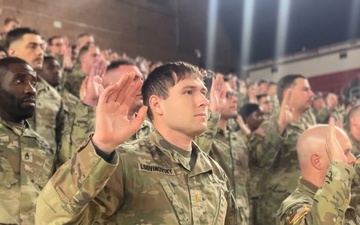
[309,107,331,124]
[349,134,360,218]
[236,92,247,111]
[277,162,358,225]
[61,62,86,98]
[247,114,314,225]
[302,109,316,126]
[126,119,153,143]
[28,77,65,151]
[36,131,242,224]
[206,127,250,224]
[59,89,96,164]
[0,117,54,224]
[270,95,280,114]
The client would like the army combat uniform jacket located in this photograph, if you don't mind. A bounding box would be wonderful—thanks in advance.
[29,77,65,151]
[247,114,314,225]
[277,162,359,225]
[36,131,241,224]
[0,117,54,224]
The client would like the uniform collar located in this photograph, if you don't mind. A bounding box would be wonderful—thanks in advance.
[149,130,213,175]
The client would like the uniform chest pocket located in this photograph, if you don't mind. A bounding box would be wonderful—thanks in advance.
[22,148,55,188]
[0,158,18,188]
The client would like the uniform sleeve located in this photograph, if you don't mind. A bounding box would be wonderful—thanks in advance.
[277,162,355,225]
[253,116,288,168]
[194,110,220,153]
[35,137,119,225]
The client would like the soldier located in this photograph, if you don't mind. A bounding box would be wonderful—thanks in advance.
[346,105,360,217]
[0,57,54,224]
[267,81,279,113]
[247,74,314,225]
[62,45,101,98]
[36,62,241,224]
[6,27,65,151]
[198,80,251,224]
[277,119,357,224]
[256,93,272,119]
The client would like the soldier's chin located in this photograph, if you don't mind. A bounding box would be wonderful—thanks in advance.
[17,107,35,120]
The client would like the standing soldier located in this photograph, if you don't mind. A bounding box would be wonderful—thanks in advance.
[277,120,357,224]
[6,27,65,151]
[248,74,314,225]
[36,62,241,224]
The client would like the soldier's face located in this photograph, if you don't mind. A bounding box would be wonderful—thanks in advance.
[289,78,313,112]
[0,63,37,122]
[246,109,264,132]
[84,46,100,69]
[8,34,45,69]
[258,95,272,114]
[41,58,62,87]
[220,83,238,119]
[49,37,64,57]
[158,76,209,137]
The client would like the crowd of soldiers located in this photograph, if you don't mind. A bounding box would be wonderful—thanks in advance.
[0,17,359,225]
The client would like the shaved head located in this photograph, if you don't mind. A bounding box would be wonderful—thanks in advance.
[297,124,354,187]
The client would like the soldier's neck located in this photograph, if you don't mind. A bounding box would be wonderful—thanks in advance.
[217,118,227,131]
[292,110,302,123]
[153,122,192,151]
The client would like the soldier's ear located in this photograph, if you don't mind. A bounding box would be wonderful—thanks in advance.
[148,95,163,117]
[7,47,16,56]
[310,153,322,170]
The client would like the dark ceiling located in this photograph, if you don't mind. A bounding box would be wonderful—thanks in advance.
[218,0,360,63]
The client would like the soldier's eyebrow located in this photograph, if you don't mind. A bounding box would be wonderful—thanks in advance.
[180,85,207,93]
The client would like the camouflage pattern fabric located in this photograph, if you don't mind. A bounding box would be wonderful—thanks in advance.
[36,130,243,224]
[350,136,360,218]
[247,114,314,225]
[277,162,358,225]
[0,117,54,224]
[59,89,96,164]
[206,126,251,225]
[28,77,65,152]
[61,62,86,98]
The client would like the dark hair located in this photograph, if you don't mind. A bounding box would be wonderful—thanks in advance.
[269,81,277,86]
[256,93,269,101]
[47,36,62,45]
[239,103,261,122]
[0,57,30,80]
[106,60,135,72]
[43,55,57,63]
[142,61,203,120]
[5,27,40,49]
[277,74,306,103]
[258,79,268,85]
[4,17,20,25]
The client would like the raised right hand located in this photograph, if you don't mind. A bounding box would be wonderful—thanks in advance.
[325,117,347,163]
[92,72,147,153]
[277,89,294,134]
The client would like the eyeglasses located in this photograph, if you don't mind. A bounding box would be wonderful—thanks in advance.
[226,92,235,99]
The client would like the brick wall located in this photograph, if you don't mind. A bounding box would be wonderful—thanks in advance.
[0,0,238,72]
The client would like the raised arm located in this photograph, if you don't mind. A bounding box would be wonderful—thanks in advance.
[35,73,147,224]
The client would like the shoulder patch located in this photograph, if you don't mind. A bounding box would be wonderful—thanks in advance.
[138,163,175,175]
[289,206,310,224]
